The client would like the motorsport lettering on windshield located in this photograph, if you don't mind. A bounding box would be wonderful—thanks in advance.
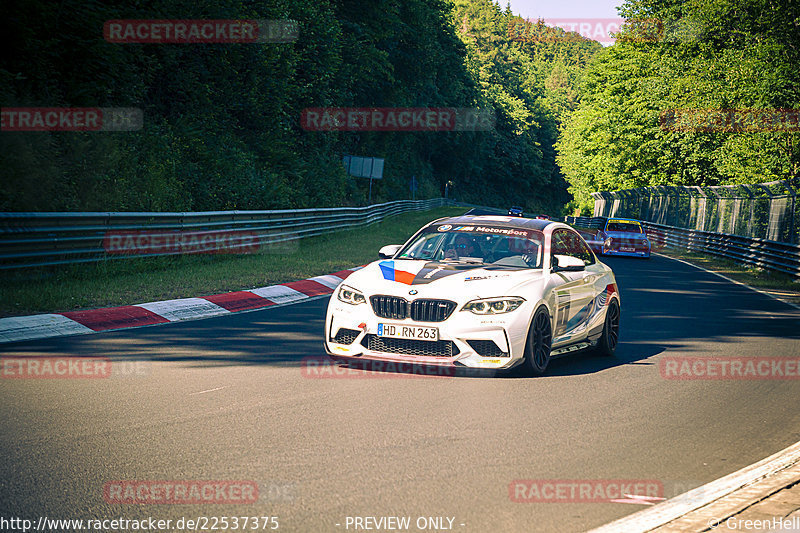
[439,224,533,238]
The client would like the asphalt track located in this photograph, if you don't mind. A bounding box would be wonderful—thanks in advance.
[1,255,799,532]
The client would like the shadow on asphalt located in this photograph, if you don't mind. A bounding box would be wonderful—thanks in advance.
[2,255,797,379]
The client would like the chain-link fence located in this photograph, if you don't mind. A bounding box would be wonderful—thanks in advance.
[592,179,799,245]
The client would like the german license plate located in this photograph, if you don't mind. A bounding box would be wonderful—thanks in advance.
[620,247,635,252]
[377,323,438,341]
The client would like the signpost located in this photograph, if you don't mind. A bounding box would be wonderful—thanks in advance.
[342,155,384,204]
[444,180,454,200]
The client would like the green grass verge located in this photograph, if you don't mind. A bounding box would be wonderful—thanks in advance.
[0,206,468,317]
[658,248,800,306]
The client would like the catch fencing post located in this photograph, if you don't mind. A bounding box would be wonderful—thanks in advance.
[692,186,706,231]
[635,188,644,220]
[591,192,602,217]
[706,187,720,233]
[644,187,654,222]
[785,180,796,244]
[755,183,775,240]
[669,186,676,226]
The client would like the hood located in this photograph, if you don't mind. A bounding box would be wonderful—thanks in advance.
[345,259,544,299]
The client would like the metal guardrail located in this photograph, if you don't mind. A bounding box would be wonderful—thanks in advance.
[565,216,800,279]
[640,221,800,279]
[0,199,452,269]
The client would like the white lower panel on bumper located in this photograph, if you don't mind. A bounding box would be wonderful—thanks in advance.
[325,313,523,370]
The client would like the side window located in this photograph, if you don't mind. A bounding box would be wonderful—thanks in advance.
[570,233,596,266]
[551,231,570,257]
[552,230,595,266]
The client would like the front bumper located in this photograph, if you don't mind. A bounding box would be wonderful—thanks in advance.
[602,247,650,258]
[585,236,650,257]
[324,300,530,371]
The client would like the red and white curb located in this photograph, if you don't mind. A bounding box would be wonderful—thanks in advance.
[0,269,359,344]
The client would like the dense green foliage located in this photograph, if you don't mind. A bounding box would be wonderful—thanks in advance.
[557,0,800,212]
[1,0,599,214]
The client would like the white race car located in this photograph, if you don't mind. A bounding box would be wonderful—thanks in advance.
[324,215,620,375]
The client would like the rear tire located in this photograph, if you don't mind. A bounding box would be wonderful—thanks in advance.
[521,307,553,375]
[594,299,620,357]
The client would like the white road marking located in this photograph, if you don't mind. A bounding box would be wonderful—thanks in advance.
[588,439,800,532]
[189,386,225,395]
[610,494,666,505]
[656,252,800,311]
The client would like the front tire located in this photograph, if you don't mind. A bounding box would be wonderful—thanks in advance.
[522,307,553,375]
[594,299,620,357]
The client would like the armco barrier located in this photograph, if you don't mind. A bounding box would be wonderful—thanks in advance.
[565,216,800,279]
[0,199,451,269]
[641,221,800,278]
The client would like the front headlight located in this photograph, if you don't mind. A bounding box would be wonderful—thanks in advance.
[337,285,366,305]
[461,297,525,315]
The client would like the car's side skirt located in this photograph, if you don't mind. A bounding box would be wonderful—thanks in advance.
[550,340,593,357]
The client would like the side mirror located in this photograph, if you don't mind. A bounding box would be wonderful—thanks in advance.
[378,244,403,259]
[552,254,585,272]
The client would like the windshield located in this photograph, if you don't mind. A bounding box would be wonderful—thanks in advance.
[606,222,643,233]
[397,224,545,268]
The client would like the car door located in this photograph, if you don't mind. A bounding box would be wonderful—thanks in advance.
[551,229,598,344]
